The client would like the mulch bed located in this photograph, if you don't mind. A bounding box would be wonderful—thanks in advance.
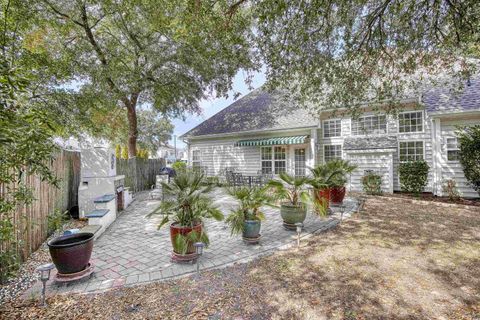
[1,198,479,319]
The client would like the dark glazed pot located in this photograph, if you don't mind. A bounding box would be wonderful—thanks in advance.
[170,222,203,255]
[243,220,261,239]
[330,186,346,205]
[48,232,94,274]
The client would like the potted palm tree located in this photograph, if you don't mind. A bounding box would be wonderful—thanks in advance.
[309,164,343,211]
[225,186,272,243]
[149,171,223,262]
[326,160,357,205]
[267,172,311,230]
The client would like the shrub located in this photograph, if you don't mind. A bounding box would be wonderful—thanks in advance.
[47,209,69,235]
[361,172,383,195]
[399,160,429,196]
[171,161,186,173]
[458,125,480,196]
[442,179,460,201]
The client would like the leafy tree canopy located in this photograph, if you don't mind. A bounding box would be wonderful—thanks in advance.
[253,0,480,114]
[35,0,258,156]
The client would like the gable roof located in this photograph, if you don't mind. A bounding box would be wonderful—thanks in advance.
[423,77,480,114]
[181,88,318,138]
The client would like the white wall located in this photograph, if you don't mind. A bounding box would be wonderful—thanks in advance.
[436,118,480,198]
[187,130,314,176]
[319,108,434,192]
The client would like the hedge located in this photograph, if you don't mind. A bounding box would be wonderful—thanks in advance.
[399,160,429,195]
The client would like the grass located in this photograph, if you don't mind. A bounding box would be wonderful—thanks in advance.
[1,196,479,319]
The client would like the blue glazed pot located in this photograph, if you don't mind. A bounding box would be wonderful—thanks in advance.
[243,220,261,239]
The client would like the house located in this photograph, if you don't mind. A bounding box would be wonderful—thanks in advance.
[180,79,480,198]
[156,144,186,164]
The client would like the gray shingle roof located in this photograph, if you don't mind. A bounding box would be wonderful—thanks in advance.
[181,88,318,138]
[423,77,480,113]
[343,136,398,151]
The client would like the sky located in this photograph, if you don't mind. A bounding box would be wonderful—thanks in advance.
[169,70,266,149]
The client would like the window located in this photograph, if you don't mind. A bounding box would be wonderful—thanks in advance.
[274,146,287,174]
[261,147,272,174]
[294,148,306,177]
[323,119,342,137]
[446,137,459,161]
[398,111,423,133]
[351,115,387,135]
[324,145,342,163]
[261,146,286,174]
[192,150,201,167]
[399,141,424,162]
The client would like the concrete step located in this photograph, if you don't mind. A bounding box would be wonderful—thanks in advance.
[80,225,102,240]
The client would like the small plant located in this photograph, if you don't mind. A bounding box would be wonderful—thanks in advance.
[362,172,383,195]
[0,218,20,283]
[442,179,461,201]
[47,209,68,235]
[148,170,223,255]
[225,187,271,235]
[267,172,311,207]
[399,160,429,196]
[171,161,186,173]
[121,145,129,159]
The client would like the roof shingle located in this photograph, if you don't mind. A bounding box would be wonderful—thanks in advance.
[181,89,318,138]
[423,77,480,113]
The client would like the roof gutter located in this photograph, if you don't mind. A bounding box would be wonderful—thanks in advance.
[429,109,480,118]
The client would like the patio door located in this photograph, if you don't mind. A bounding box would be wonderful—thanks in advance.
[294,148,306,177]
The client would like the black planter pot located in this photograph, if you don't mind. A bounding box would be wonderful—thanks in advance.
[48,232,94,274]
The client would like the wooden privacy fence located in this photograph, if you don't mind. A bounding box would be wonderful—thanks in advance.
[0,149,80,261]
[117,158,166,192]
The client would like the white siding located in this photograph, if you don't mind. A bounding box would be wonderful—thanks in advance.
[437,118,480,198]
[346,151,394,193]
[187,130,314,177]
[318,108,435,193]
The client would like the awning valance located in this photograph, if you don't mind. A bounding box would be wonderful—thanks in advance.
[235,135,309,147]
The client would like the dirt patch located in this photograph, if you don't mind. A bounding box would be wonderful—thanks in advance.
[1,197,479,319]
[389,191,480,207]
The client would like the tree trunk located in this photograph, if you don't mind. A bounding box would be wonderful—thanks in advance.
[124,93,139,158]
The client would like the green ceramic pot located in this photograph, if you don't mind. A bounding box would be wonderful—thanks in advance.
[243,220,261,239]
[280,203,307,226]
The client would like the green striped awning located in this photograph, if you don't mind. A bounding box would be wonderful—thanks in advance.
[234,135,309,147]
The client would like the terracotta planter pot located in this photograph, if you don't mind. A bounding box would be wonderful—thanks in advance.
[48,233,94,274]
[280,203,307,229]
[314,188,331,209]
[330,186,346,205]
[170,222,202,255]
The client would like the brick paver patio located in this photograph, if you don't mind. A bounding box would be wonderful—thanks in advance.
[29,188,359,296]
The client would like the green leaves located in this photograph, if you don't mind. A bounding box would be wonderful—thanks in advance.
[399,161,429,196]
[149,170,224,229]
[254,0,480,114]
[457,125,480,195]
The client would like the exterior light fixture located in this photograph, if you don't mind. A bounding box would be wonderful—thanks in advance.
[193,242,205,275]
[295,222,303,248]
[36,263,55,307]
[338,205,346,222]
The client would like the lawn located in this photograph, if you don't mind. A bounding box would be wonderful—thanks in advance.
[2,196,479,319]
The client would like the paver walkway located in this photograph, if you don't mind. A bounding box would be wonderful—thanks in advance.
[31,188,359,296]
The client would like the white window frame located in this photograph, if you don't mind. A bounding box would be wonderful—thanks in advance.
[294,147,306,177]
[323,119,342,138]
[446,137,460,162]
[351,114,388,136]
[192,149,201,167]
[398,111,424,133]
[260,146,287,174]
[398,140,425,162]
[323,145,342,163]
